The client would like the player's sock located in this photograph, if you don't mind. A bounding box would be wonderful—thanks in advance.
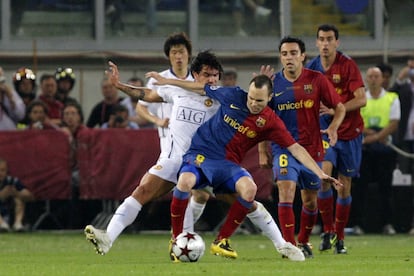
[317,188,335,233]
[171,188,190,238]
[278,202,296,245]
[106,196,142,243]
[216,196,252,240]
[335,196,352,240]
[183,196,207,232]
[297,206,318,244]
[247,201,285,248]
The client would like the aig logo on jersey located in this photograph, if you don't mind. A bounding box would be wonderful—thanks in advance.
[176,106,206,125]
[303,84,313,94]
[255,117,266,128]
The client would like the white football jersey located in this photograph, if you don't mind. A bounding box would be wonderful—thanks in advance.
[157,83,220,159]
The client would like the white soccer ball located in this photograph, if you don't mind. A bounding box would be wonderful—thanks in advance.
[172,231,205,262]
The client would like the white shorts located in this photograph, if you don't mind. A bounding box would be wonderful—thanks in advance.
[148,156,182,184]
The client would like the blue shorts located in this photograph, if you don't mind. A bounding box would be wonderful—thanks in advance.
[272,150,321,190]
[323,134,363,177]
[180,153,252,194]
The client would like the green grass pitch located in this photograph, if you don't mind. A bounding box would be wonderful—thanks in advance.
[0,231,413,275]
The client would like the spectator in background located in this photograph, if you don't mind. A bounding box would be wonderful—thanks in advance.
[376,62,394,90]
[55,67,80,106]
[101,104,139,129]
[60,102,88,229]
[13,67,37,107]
[0,67,26,130]
[0,158,35,232]
[221,69,238,86]
[352,67,400,235]
[390,65,414,235]
[37,74,64,126]
[24,100,59,130]
[120,77,151,128]
[394,56,414,85]
[86,77,123,128]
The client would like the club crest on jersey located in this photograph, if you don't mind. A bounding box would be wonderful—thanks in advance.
[153,164,163,170]
[280,168,288,175]
[332,74,341,84]
[256,117,266,127]
[204,98,213,107]
[303,84,313,94]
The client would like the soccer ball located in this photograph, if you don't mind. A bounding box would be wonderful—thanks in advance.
[172,231,205,262]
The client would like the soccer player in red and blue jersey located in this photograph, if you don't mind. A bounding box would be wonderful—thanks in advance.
[306,24,366,254]
[149,73,342,260]
[259,36,345,258]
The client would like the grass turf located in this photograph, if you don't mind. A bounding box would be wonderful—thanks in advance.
[0,231,413,275]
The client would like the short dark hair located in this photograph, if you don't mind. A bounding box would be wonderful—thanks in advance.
[163,32,192,61]
[40,73,56,84]
[64,102,84,123]
[279,36,306,54]
[190,50,224,79]
[223,70,237,79]
[127,77,144,85]
[26,99,49,115]
[317,24,339,40]
[376,63,393,75]
[111,104,128,115]
[250,75,273,95]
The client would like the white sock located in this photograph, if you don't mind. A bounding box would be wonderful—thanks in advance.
[183,197,206,232]
[247,201,285,249]
[106,196,142,244]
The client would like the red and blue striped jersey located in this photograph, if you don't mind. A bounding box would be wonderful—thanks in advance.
[186,85,296,164]
[269,68,341,162]
[306,51,365,140]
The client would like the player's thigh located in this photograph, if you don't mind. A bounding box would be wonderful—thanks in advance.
[132,173,174,204]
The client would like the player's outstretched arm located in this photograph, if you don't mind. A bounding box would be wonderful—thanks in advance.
[105,61,162,102]
[145,71,206,95]
[287,142,343,187]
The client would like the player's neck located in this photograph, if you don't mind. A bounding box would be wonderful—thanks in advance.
[172,67,189,80]
[321,52,337,71]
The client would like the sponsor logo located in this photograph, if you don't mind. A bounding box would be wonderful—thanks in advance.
[223,114,257,138]
[277,99,315,111]
[230,103,241,110]
[285,224,294,228]
[275,91,285,97]
[171,213,181,218]
[176,106,206,125]
[346,168,355,173]
[234,220,242,225]
[309,181,319,186]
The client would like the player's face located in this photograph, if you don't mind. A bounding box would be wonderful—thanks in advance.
[247,83,271,114]
[169,45,189,71]
[316,30,339,58]
[279,42,305,75]
[194,65,220,85]
[366,68,383,89]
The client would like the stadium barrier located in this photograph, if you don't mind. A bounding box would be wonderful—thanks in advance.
[0,129,274,229]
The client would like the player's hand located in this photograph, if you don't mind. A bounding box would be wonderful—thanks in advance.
[257,65,275,80]
[321,173,343,190]
[145,71,168,85]
[319,103,334,116]
[105,61,120,86]
[320,128,338,146]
